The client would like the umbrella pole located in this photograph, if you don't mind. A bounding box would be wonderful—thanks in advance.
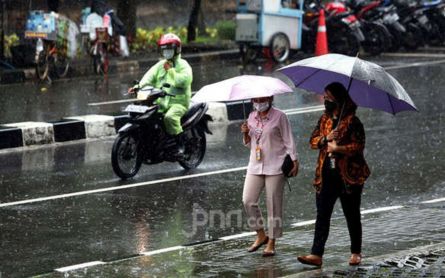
[242,100,246,120]
[335,77,354,126]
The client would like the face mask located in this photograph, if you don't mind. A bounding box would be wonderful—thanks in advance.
[162,49,175,60]
[324,100,337,113]
[253,102,270,112]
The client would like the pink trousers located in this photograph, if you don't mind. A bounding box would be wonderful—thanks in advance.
[242,174,285,239]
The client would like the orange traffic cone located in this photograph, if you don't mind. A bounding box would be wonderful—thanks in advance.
[315,9,328,56]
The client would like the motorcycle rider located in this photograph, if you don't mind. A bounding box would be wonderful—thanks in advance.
[128,33,193,157]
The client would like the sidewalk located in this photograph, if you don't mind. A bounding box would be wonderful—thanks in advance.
[1,41,240,83]
[39,199,445,277]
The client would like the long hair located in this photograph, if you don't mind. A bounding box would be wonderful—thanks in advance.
[325,82,357,113]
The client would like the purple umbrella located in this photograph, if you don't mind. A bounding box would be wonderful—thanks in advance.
[277,54,417,114]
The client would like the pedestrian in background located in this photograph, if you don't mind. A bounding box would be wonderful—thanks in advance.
[297,82,370,267]
[241,96,299,257]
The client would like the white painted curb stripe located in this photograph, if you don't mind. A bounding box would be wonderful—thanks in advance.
[421,197,445,204]
[140,246,185,256]
[384,59,445,70]
[291,220,316,227]
[361,206,404,214]
[55,261,105,272]
[220,232,256,241]
[286,107,325,115]
[283,105,325,113]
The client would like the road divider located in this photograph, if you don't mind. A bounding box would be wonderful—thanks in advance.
[0,101,324,151]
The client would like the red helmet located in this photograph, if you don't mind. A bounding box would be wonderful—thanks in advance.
[157,33,182,55]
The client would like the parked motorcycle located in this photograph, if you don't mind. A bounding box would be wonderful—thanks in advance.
[347,0,393,55]
[302,1,364,56]
[394,0,442,47]
[348,0,405,51]
[111,85,212,179]
[386,0,424,50]
[419,0,445,46]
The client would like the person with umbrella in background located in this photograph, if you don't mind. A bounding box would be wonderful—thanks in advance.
[297,82,370,267]
[241,96,299,257]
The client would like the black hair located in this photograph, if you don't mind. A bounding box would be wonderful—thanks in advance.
[325,82,348,103]
[325,82,357,112]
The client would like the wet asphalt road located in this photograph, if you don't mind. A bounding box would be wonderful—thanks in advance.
[0,53,444,277]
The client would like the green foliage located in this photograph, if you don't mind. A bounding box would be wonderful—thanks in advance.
[214,20,236,40]
[130,22,233,52]
[3,34,20,58]
[205,27,218,39]
[131,26,187,52]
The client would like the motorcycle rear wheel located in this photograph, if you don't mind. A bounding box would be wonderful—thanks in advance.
[112,133,142,179]
[53,55,70,78]
[179,129,206,170]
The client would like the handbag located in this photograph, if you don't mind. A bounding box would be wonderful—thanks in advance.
[281,154,294,178]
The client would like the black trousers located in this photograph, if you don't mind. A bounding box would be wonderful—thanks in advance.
[311,168,363,256]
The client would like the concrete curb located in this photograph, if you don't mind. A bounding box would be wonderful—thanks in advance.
[0,101,252,150]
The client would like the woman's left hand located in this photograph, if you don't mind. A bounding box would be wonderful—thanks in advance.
[289,160,299,177]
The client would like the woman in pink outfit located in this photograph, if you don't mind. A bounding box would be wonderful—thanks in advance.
[241,96,299,257]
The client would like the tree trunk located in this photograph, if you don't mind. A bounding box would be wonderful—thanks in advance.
[117,0,137,39]
[187,0,201,42]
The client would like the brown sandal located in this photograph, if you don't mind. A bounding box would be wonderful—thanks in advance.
[297,254,322,267]
[349,253,362,266]
[247,236,269,252]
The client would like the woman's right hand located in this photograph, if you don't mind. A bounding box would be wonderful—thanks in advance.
[326,130,338,141]
[241,122,250,134]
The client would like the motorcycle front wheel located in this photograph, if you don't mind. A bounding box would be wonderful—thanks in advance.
[36,51,50,81]
[328,28,360,56]
[111,133,142,179]
[179,129,206,170]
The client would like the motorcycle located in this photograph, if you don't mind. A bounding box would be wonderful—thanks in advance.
[347,0,393,55]
[419,0,445,46]
[394,0,440,48]
[302,1,364,56]
[348,0,405,51]
[111,85,212,179]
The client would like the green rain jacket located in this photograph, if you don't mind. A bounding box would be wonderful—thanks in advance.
[137,54,193,113]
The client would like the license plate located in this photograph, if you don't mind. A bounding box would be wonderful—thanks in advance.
[124,104,149,113]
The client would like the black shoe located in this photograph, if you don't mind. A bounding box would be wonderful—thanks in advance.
[172,133,185,158]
